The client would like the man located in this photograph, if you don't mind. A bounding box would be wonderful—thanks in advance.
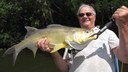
[37,4,128,72]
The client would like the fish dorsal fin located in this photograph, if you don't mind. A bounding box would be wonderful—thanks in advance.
[24,26,38,38]
[47,24,66,28]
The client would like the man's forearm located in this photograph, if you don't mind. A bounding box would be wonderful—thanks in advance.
[51,52,69,72]
[118,24,128,63]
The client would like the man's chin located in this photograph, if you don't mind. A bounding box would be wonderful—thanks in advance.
[83,22,90,26]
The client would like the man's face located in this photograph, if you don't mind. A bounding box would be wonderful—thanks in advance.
[78,7,96,29]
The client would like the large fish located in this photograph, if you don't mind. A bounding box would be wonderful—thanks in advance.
[3,24,95,63]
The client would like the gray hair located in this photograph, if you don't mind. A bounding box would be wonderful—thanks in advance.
[77,4,96,16]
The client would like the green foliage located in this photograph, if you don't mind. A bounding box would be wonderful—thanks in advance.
[0,0,53,47]
[0,1,12,15]
[0,0,128,48]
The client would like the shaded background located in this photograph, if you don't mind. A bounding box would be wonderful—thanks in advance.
[0,49,60,72]
[0,49,128,72]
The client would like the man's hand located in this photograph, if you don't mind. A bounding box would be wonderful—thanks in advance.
[37,38,53,52]
[112,6,128,28]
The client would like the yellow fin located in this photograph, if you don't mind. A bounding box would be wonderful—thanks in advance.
[50,43,67,53]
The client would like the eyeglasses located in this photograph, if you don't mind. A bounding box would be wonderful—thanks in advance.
[78,12,93,17]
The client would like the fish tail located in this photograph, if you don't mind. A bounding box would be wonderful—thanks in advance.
[3,44,25,65]
[3,46,15,65]
[3,45,15,56]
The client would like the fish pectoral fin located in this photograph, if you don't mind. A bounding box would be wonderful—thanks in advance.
[50,43,67,53]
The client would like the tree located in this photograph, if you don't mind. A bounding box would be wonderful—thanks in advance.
[0,0,128,48]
